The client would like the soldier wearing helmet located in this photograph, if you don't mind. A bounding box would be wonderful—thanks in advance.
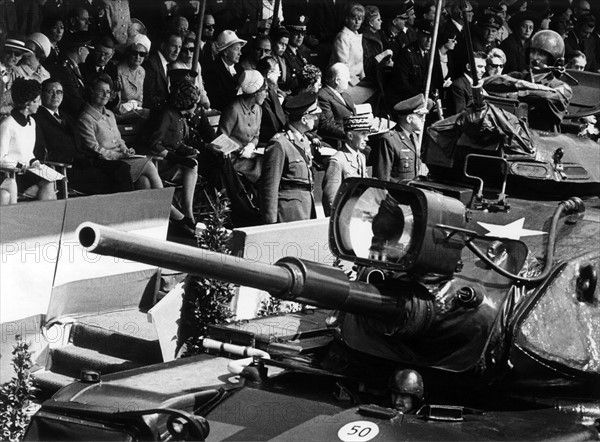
[484,29,573,132]
[389,368,424,414]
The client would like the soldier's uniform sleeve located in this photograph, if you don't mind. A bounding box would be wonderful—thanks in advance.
[321,155,343,217]
[371,133,395,182]
[260,135,286,224]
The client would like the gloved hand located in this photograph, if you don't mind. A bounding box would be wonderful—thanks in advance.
[240,143,256,159]
[166,152,198,169]
[175,144,199,158]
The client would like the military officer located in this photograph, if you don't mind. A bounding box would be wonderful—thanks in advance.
[260,92,320,224]
[472,14,502,53]
[282,15,310,93]
[322,114,370,217]
[48,31,92,118]
[371,94,432,183]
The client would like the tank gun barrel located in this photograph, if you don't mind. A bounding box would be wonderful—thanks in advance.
[77,223,406,317]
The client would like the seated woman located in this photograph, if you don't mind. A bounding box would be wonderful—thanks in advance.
[15,33,52,84]
[147,79,199,231]
[116,34,151,120]
[218,69,268,183]
[77,73,163,190]
[256,56,287,143]
[1,37,33,118]
[0,78,55,205]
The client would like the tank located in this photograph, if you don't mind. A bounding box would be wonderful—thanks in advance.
[25,164,600,440]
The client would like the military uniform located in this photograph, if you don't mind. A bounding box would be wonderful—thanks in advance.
[371,130,418,183]
[281,45,308,92]
[49,56,86,118]
[260,127,316,224]
[322,144,367,216]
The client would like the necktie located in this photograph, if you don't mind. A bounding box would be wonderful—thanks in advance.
[357,154,365,177]
[54,112,64,125]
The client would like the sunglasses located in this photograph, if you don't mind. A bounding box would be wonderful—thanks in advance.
[5,49,24,56]
[182,47,195,53]
[204,24,215,29]
[489,63,504,68]
[130,50,147,57]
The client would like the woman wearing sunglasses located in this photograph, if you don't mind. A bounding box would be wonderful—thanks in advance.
[115,34,151,118]
[170,31,210,109]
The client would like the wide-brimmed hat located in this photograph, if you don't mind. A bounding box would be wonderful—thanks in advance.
[237,70,265,95]
[4,38,34,54]
[27,33,51,58]
[215,30,246,53]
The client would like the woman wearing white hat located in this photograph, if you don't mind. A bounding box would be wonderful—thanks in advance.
[203,30,246,112]
[1,37,34,118]
[115,33,152,118]
[15,33,51,84]
[218,69,268,183]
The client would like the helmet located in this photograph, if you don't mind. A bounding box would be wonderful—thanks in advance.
[389,369,424,400]
[529,30,565,66]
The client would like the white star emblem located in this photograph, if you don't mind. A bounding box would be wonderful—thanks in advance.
[477,218,546,240]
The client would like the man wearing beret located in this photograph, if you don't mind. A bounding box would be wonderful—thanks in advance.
[322,114,369,216]
[260,92,320,224]
[48,31,93,117]
[371,94,431,183]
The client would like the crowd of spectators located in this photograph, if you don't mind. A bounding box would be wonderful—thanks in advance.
[1,0,599,232]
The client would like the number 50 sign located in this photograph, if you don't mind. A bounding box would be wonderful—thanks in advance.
[337,421,380,441]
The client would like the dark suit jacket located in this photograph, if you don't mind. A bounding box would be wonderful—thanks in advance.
[142,51,169,109]
[371,130,418,183]
[34,107,80,163]
[203,56,242,112]
[449,75,473,115]
[48,56,86,118]
[317,86,355,140]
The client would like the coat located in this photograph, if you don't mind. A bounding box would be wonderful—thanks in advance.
[322,145,366,216]
[260,127,315,224]
[203,56,243,112]
[331,26,365,86]
[389,43,429,107]
[142,51,169,110]
[48,56,86,118]
[317,86,356,141]
[371,129,418,183]
[449,75,474,115]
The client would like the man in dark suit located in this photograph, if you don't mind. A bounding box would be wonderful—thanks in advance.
[203,29,246,111]
[260,92,320,224]
[371,94,432,183]
[317,63,355,143]
[142,30,183,109]
[34,78,133,193]
[449,51,486,115]
[48,31,92,117]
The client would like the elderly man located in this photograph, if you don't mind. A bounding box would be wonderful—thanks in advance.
[317,63,355,143]
[322,114,370,216]
[260,92,320,224]
[203,30,246,111]
[142,30,182,109]
[371,94,431,183]
[472,14,502,53]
